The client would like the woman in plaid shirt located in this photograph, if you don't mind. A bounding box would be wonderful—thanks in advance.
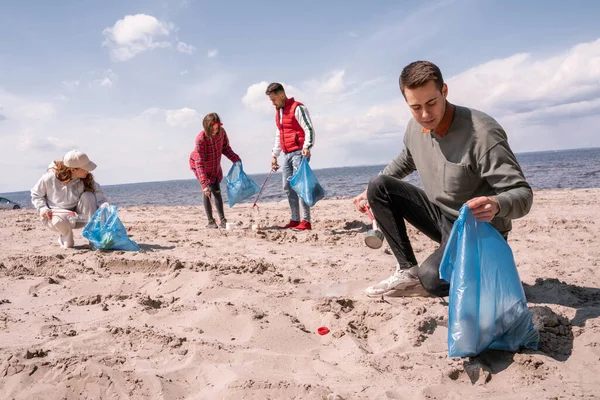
[192,113,241,229]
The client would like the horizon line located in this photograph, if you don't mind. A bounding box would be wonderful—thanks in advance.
[1,146,598,195]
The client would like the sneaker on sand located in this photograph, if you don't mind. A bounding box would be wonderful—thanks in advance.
[279,220,300,229]
[218,218,227,229]
[206,220,218,229]
[292,220,312,231]
[365,265,422,297]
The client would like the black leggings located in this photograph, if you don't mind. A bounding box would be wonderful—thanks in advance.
[203,182,225,222]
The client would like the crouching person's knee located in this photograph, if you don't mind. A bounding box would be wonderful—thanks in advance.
[418,264,450,297]
[51,217,72,236]
[78,191,98,212]
[366,174,388,204]
[79,191,96,205]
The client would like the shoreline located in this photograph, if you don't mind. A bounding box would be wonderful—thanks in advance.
[2,187,600,211]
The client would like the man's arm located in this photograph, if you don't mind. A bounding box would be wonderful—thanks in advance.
[353,127,416,212]
[381,146,417,180]
[295,105,315,150]
[382,126,417,179]
[477,137,533,220]
[272,109,282,158]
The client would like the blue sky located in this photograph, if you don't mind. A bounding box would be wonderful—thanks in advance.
[1,0,599,192]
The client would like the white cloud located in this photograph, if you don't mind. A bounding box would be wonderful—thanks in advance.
[0,90,56,122]
[139,107,200,127]
[207,49,218,58]
[448,38,600,119]
[15,103,56,121]
[311,100,410,150]
[439,37,600,153]
[100,78,112,88]
[165,107,200,127]
[62,80,80,90]
[0,105,206,192]
[287,37,600,163]
[59,70,117,94]
[17,135,76,152]
[180,70,189,75]
[177,41,196,54]
[97,69,117,88]
[138,107,162,118]
[242,81,303,114]
[0,87,204,192]
[103,14,172,45]
[102,14,174,61]
[317,70,345,94]
[242,81,271,113]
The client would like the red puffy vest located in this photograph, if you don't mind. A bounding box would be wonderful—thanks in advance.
[275,97,305,153]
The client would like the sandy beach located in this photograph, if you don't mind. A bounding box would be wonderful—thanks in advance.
[1,189,599,399]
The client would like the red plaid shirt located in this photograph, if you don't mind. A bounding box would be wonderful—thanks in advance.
[194,128,241,189]
[189,150,200,180]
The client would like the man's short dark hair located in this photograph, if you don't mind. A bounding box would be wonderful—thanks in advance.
[265,82,285,95]
[399,61,444,96]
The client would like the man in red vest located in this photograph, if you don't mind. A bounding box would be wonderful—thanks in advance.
[265,82,316,231]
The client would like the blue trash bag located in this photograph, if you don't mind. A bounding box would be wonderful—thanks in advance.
[82,205,140,251]
[289,157,326,207]
[439,205,539,357]
[225,161,261,208]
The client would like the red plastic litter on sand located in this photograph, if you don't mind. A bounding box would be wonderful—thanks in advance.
[317,327,330,335]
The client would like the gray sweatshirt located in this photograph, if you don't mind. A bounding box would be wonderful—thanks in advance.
[31,164,108,215]
[383,105,532,234]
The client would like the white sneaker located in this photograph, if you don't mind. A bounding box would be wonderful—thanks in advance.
[365,265,421,297]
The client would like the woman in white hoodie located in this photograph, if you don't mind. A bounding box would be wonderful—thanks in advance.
[31,150,109,249]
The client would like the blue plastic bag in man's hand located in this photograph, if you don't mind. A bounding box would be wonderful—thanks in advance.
[82,205,140,251]
[225,161,261,208]
[289,157,326,207]
[439,205,538,357]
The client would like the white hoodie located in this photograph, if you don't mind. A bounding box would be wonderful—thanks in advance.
[30,163,108,215]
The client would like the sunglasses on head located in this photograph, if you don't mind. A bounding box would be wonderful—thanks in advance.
[212,122,223,127]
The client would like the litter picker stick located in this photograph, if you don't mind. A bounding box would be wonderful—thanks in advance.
[366,208,380,230]
[252,169,275,211]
